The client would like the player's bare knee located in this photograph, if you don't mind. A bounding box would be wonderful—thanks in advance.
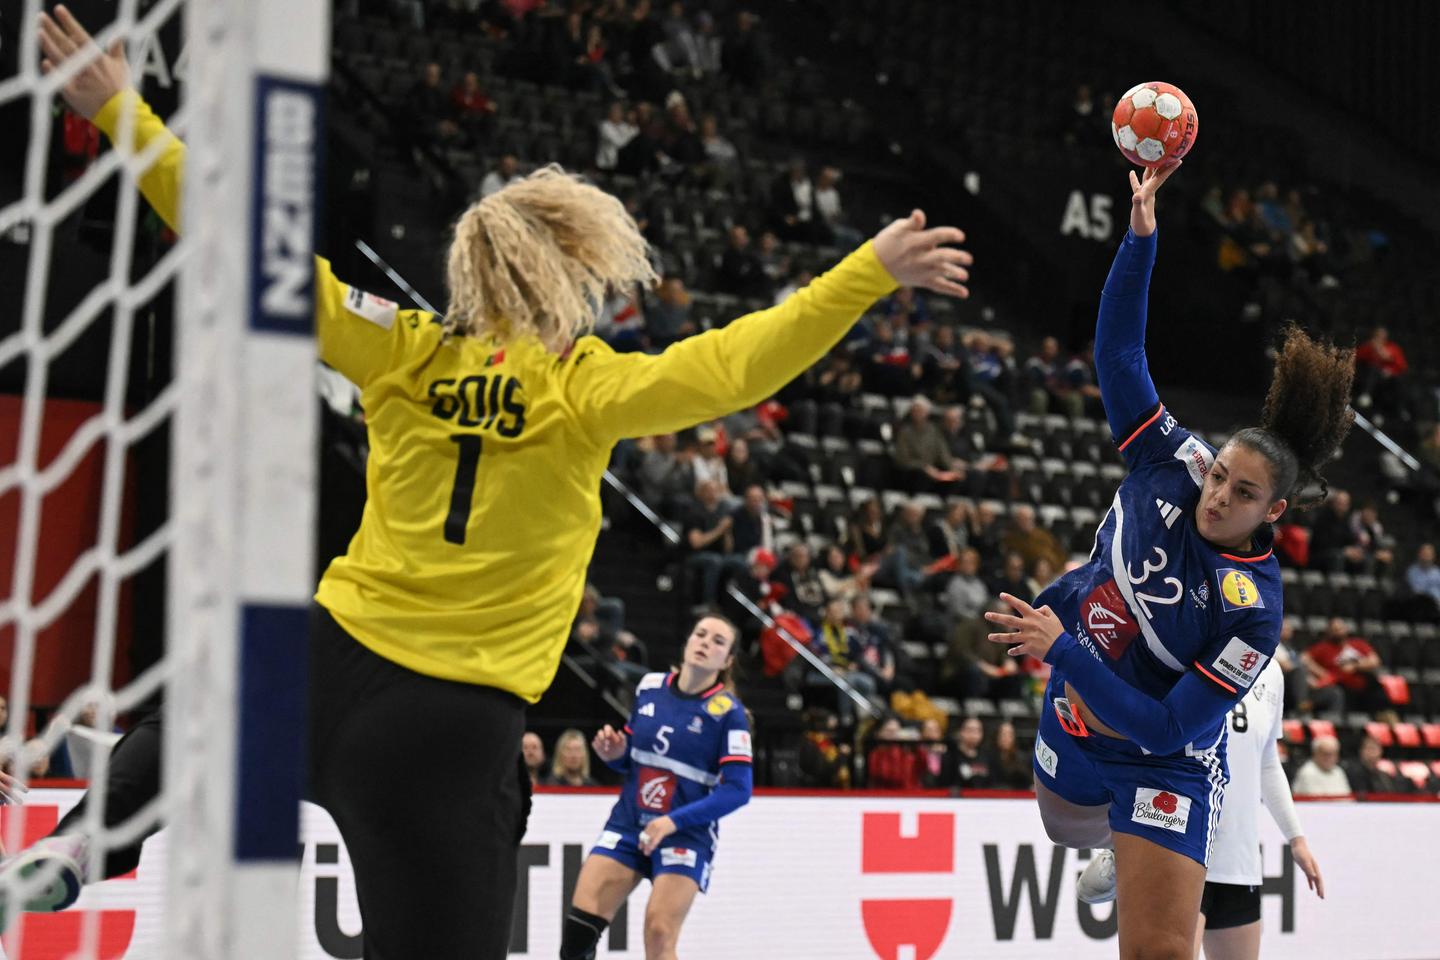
[1123,929,1193,960]
[642,915,680,954]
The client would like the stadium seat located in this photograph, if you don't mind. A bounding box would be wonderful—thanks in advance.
[1398,761,1432,790]
[1307,719,1337,741]
[1379,674,1411,706]
[1282,719,1306,744]
[1422,723,1440,748]
[1365,721,1395,746]
[1393,722,1422,748]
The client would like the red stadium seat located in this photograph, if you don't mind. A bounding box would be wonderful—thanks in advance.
[1378,758,1399,776]
[1431,760,1440,781]
[1365,721,1395,746]
[1282,719,1306,744]
[1307,719,1337,741]
[1422,724,1440,749]
[1398,761,1432,790]
[1378,673,1411,705]
[1393,723,1422,748]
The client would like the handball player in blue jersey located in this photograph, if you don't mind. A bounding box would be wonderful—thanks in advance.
[985,162,1354,959]
[562,616,752,960]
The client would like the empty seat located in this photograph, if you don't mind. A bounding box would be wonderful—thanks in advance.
[1365,721,1394,746]
[1393,722,1422,748]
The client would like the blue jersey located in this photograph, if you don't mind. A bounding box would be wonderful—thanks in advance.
[1036,227,1284,759]
[609,672,753,837]
[1037,403,1283,751]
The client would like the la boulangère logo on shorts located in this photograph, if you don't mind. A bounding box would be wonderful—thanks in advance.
[1131,787,1191,833]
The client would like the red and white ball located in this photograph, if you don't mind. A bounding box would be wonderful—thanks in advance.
[1111,81,1199,167]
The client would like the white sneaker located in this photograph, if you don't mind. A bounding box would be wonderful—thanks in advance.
[0,834,89,933]
[1075,847,1116,904]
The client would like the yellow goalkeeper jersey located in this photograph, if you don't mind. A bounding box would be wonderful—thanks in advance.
[96,92,899,703]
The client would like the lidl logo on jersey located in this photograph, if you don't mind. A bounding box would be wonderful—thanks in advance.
[706,693,734,717]
[1154,498,1182,529]
[1131,787,1191,833]
[1217,569,1263,611]
[637,768,676,813]
[638,702,656,717]
[1210,636,1270,689]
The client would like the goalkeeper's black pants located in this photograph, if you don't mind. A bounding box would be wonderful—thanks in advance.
[308,603,533,960]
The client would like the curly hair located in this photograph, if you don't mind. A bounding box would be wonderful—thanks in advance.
[445,165,657,351]
[1229,323,1355,509]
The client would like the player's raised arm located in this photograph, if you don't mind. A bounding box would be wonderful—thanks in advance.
[565,211,972,443]
[1093,161,1182,443]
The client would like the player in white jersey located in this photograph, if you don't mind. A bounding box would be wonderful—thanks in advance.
[1193,658,1323,957]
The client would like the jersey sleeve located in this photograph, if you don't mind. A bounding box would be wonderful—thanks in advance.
[667,705,754,831]
[1095,228,1160,441]
[560,245,897,444]
[93,91,438,388]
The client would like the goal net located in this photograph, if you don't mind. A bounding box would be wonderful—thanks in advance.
[0,0,325,956]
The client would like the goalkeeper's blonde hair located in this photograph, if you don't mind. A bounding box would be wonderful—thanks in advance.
[446,165,657,350]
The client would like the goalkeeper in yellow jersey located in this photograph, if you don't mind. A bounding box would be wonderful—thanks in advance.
[21,7,974,958]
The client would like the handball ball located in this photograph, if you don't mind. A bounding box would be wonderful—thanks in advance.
[1111,82,1198,167]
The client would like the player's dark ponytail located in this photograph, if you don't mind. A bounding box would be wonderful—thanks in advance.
[1231,323,1355,510]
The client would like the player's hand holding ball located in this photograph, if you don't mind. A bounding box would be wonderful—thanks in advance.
[592,724,627,763]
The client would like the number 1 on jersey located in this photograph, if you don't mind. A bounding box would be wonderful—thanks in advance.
[445,434,483,544]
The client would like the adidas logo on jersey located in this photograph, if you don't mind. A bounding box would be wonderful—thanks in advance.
[638,703,656,717]
[1155,498,1182,529]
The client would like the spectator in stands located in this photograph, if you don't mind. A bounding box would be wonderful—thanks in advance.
[731,484,775,558]
[595,101,638,170]
[645,275,696,347]
[814,166,863,248]
[964,332,1022,445]
[922,325,969,403]
[635,432,695,517]
[1307,488,1366,573]
[846,497,888,565]
[1063,341,1105,419]
[944,548,989,624]
[774,265,817,305]
[1419,424,1440,473]
[1353,325,1411,425]
[852,596,897,695]
[928,500,971,567]
[1303,617,1388,714]
[479,153,521,198]
[877,501,931,598]
[941,595,1025,702]
[1025,557,1056,601]
[546,728,599,786]
[1344,734,1412,796]
[449,70,496,146]
[988,551,1034,605]
[894,396,967,494]
[813,599,876,709]
[691,426,729,494]
[721,547,782,639]
[692,11,723,76]
[769,157,819,242]
[725,438,764,496]
[942,716,993,790]
[988,721,1033,790]
[722,9,767,86]
[654,0,701,77]
[1025,336,1083,418]
[775,542,827,624]
[863,318,923,396]
[867,717,925,790]
[918,717,948,788]
[1277,621,1342,715]
[1406,542,1440,613]
[967,501,1004,561]
[819,544,867,603]
[521,731,547,786]
[685,479,737,607]
[717,225,770,299]
[1291,736,1351,797]
[799,708,850,788]
[697,112,738,189]
[660,91,705,168]
[1000,504,1066,573]
[406,61,461,149]
[616,102,667,177]
[1349,498,1395,575]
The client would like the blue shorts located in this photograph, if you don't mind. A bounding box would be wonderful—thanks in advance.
[1033,674,1229,866]
[588,820,716,893]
